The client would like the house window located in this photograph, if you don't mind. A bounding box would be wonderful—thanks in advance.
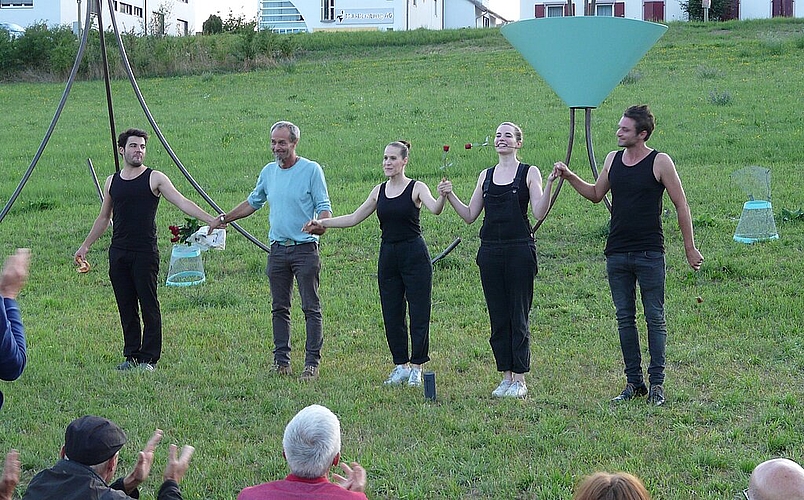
[547,5,564,17]
[154,11,165,35]
[133,6,142,17]
[119,2,132,14]
[321,0,334,21]
[0,0,34,6]
[177,19,188,35]
[596,4,613,16]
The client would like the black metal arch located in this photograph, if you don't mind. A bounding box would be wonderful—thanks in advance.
[0,0,270,253]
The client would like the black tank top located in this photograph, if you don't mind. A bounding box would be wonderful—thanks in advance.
[377,180,421,243]
[605,150,665,255]
[110,168,160,253]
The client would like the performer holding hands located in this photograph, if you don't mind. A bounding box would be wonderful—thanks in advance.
[438,122,554,398]
[304,141,444,387]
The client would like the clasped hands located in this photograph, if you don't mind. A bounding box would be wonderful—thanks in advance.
[301,220,326,235]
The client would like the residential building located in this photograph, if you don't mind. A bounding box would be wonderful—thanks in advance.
[258,0,509,33]
[0,0,195,36]
[518,0,803,22]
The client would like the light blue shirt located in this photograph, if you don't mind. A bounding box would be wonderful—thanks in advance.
[247,156,331,244]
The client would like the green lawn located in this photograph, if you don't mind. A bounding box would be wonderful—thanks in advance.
[1,18,803,499]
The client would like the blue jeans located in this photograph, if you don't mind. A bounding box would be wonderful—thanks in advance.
[267,242,323,367]
[606,251,666,386]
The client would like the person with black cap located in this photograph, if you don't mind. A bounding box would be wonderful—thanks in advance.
[21,415,194,500]
[0,248,31,411]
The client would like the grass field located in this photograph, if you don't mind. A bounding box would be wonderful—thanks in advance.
[1,18,804,499]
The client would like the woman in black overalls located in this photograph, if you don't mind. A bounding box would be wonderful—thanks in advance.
[438,122,555,398]
[303,141,445,388]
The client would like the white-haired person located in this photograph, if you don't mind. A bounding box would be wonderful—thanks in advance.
[238,404,367,499]
[745,458,804,500]
[438,122,553,399]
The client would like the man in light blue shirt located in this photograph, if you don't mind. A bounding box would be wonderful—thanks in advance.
[210,121,331,381]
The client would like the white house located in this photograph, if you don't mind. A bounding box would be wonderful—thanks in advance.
[258,0,510,33]
[0,0,195,36]
[518,0,803,22]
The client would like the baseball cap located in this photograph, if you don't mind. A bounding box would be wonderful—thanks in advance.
[64,415,127,465]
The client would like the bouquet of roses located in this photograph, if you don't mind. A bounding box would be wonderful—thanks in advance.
[168,218,201,245]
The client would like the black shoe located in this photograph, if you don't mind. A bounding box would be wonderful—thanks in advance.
[612,383,648,402]
[647,384,665,406]
[116,360,136,371]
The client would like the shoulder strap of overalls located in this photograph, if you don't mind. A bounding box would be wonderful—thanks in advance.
[511,163,528,194]
[482,166,494,196]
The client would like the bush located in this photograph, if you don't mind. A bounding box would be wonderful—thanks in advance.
[679,0,735,21]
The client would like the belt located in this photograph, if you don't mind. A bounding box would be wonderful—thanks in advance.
[272,239,309,247]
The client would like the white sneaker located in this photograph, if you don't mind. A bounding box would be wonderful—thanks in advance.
[505,380,528,398]
[492,379,513,398]
[384,365,411,385]
[408,367,422,387]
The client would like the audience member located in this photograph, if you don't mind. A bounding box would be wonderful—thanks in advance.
[22,415,194,500]
[238,404,367,499]
[0,450,20,500]
[573,471,651,500]
[746,458,804,500]
[0,248,31,410]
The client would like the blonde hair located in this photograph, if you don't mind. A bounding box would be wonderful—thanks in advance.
[573,472,651,500]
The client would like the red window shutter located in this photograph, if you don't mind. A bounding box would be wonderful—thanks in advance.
[535,4,545,17]
[614,1,625,17]
[564,2,576,15]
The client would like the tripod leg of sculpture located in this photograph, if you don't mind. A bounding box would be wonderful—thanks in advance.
[104,0,270,253]
[0,6,95,224]
[531,107,575,234]
[584,107,611,212]
[95,3,120,172]
[87,159,104,203]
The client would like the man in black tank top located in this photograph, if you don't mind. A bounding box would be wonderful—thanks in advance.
[553,105,703,406]
[75,128,216,371]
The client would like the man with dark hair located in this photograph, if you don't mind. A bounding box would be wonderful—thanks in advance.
[208,121,332,381]
[553,104,703,406]
[21,415,194,500]
[238,404,367,499]
[0,248,31,410]
[75,128,216,371]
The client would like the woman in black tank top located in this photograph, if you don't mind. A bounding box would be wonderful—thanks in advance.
[303,141,445,388]
[437,122,555,399]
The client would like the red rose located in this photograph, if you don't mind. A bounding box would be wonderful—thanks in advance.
[465,143,472,149]
[443,145,450,152]
[171,236,180,243]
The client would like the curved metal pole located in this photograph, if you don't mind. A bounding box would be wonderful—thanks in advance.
[105,0,270,253]
[95,2,120,172]
[585,107,611,212]
[531,107,574,234]
[0,6,94,223]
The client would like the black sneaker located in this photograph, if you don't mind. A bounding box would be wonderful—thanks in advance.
[611,383,648,402]
[647,384,665,406]
[116,360,136,371]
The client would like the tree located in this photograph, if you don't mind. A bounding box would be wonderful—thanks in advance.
[202,14,223,35]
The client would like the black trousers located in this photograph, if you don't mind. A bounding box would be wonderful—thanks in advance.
[109,247,162,364]
[377,236,432,366]
[477,241,537,374]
